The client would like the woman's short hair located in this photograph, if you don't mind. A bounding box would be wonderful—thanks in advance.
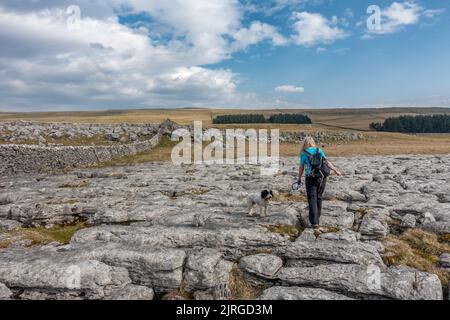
[302,136,317,151]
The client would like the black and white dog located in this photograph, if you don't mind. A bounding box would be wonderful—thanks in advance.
[247,189,274,217]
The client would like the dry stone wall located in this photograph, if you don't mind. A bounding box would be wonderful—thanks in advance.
[0,131,161,176]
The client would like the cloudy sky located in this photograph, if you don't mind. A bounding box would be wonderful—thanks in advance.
[0,0,449,111]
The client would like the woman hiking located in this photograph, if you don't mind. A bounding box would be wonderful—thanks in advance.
[298,137,342,232]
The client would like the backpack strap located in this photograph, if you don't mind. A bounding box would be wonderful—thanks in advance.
[303,149,314,162]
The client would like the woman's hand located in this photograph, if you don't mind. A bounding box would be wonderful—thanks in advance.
[327,160,342,176]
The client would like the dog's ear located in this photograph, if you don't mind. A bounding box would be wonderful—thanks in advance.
[269,190,274,197]
[261,190,269,199]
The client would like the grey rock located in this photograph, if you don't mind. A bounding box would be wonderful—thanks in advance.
[283,239,384,266]
[0,152,449,301]
[0,283,13,300]
[317,229,360,242]
[278,264,442,300]
[239,254,283,279]
[108,284,154,300]
[420,221,450,235]
[75,243,186,293]
[0,250,131,300]
[71,224,289,260]
[194,290,214,300]
[0,194,15,205]
[359,216,389,239]
[0,219,22,231]
[439,253,450,268]
[400,214,416,228]
[0,243,185,295]
[418,212,436,224]
[259,286,352,300]
[297,229,316,241]
[299,201,354,229]
[185,248,232,291]
[192,213,207,227]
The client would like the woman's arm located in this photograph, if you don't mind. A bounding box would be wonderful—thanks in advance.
[327,160,342,176]
[298,165,304,181]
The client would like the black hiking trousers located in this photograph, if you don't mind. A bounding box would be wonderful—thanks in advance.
[305,176,327,226]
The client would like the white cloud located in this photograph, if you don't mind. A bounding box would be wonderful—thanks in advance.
[231,21,288,50]
[275,85,305,93]
[364,1,445,37]
[291,11,348,46]
[0,1,290,110]
[423,8,446,19]
[381,1,421,32]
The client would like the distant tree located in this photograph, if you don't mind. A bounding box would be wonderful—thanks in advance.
[268,113,312,124]
[372,114,450,133]
[213,114,267,124]
[369,122,382,131]
[212,113,312,125]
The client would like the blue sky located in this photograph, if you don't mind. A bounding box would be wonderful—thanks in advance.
[0,0,449,110]
[212,0,450,108]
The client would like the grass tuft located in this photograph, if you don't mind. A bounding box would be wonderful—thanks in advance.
[356,207,369,217]
[384,229,450,288]
[97,136,178,167]
[161,280,193,300]
[439,233,450,243]
[263,224,301,241]
[0,222,89,248]
[228,264,266,300]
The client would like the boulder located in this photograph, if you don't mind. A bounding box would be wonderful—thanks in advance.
[0,194,15,205]
[0,243,185,295]
[401,214,416,228]
[420,221,450,235]
[283,239,384,266]
[297,229,316,241]
[278,264,443,300]
[317,229,360,242]
[0,252,131,300]
[299,201,354,229]
[239,254,283,279]
[73,243,186,293]
[184,248,232,291]
[108,284,154,300]
[439,253,450,269]
[0,219,22,231]
[0,283,13,300]
[259,286,352,300]
[359,216,389,239]
[418,212,436,224]
[71,224,289,260]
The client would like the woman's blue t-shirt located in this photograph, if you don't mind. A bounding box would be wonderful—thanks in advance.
[300,147,327,176]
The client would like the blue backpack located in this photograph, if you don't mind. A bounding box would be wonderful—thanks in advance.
[304,148,330,179]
